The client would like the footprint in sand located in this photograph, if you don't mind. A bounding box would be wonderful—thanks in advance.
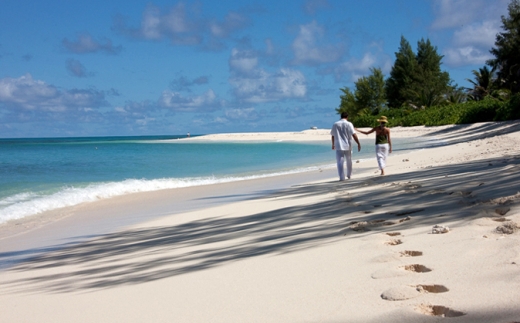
[381,284,449,301]
[371,264,432,279]
[495,222,519,235]
[348,217,411,233]
[495,207,511,216]
[388,209,424,216]
[386,232,401,236]
[400,250,423,257]
[385,239,402,246]
[415,284,449,293]
[415,304,466,317]
[426,189,446,195]
[370,249,422,263]
[491,217,510,222]
[449,190,473,197]
[401,264,432,273]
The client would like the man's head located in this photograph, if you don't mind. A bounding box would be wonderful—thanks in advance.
[340,112,349,119]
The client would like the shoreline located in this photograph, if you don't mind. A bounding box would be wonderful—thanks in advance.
[1,121,520,322]
[0,124,450,233]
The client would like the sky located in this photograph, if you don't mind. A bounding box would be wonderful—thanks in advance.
[0,0,511,137]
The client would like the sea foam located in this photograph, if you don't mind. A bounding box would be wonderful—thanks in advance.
[0,164,333,224]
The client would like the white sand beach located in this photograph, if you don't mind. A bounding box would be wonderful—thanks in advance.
[1,121,520,322]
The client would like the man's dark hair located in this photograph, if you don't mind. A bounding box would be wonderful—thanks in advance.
[340,112,349,119]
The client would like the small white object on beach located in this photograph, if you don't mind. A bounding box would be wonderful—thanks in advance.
[432,225,449,234]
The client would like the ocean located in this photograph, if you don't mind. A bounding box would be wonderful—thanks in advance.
[0,134,441,224]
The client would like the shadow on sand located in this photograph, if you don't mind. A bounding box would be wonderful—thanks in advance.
[1,149,519,293]
[0,122,520,293]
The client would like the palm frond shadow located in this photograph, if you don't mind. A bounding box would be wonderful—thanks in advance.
[2,154,519,293]
[421,120,520,144]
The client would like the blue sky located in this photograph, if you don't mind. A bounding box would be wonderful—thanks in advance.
[0,0,510,137]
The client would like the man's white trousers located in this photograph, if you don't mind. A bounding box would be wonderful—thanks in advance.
[335,149,352,181]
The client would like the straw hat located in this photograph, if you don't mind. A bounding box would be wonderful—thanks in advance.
[377,116,388,123]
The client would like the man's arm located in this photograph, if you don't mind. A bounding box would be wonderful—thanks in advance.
[353,133,361,152]
[331,136,335,150]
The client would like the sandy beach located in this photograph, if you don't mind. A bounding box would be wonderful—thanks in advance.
[1,121,520,322]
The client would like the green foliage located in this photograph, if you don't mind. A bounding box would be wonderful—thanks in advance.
[350,98,512,127]
[488,0,520,94]
[336,2,520,126]
[337,67,386,118]
[355,68,387,115]
[385,37,452,109]
[337,87,360,118]
[445,85,467,104]
[495,93,520,120]
[466,66,497,101]
[457,99,506,124]
[386,36,417,108]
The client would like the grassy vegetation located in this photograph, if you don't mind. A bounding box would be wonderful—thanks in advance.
[352,95,520,128]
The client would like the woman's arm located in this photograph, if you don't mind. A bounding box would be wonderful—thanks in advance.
[387,129,392,153]
[355,127,375,135]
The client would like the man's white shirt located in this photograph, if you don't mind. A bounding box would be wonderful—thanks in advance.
[330,119,355,151]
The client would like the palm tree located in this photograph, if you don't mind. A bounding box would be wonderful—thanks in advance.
[466,66,496,101]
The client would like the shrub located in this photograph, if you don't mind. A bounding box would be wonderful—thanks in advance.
[350,97,516,128]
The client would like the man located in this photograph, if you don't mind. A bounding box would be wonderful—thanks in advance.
[330,112,361,181]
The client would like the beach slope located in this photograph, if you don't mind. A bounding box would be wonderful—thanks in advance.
[1,121,520,322]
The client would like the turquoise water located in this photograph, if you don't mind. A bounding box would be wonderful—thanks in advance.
[0,135,441,223]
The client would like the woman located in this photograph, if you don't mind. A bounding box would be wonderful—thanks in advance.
[356,116,392,175]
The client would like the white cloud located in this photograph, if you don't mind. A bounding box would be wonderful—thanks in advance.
[452,21,500,48]
[334,51,390,82]
[432,0,509,67]
[302,0,331,15]
[213,116,228,124]
[229,48,259,74]
[115,3,249,49]
[66,59,88,77]
[431,0,508,29]
[170,75,209,92]
[62,33,122,54]
[291,21,343,65]
[431,0,485,29]
[224,107,259,121]
[159,89,223,112]
[229,47,307,103]
[0,74,107,111]
[230,68,307,103]
[444,47,493,66]
[209,12,249,38]
[442,20,500,67]
[135,117,156,126]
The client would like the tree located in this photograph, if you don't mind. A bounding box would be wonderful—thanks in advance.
[337,67,386,118]
[487,0,520,94]
[408,38,451,107]
[445,85,467,104]
[354,68,387,115]
[466,66,496,101]
[385,36,417,108]
[337,87,360,118]
[385,37,452,108]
